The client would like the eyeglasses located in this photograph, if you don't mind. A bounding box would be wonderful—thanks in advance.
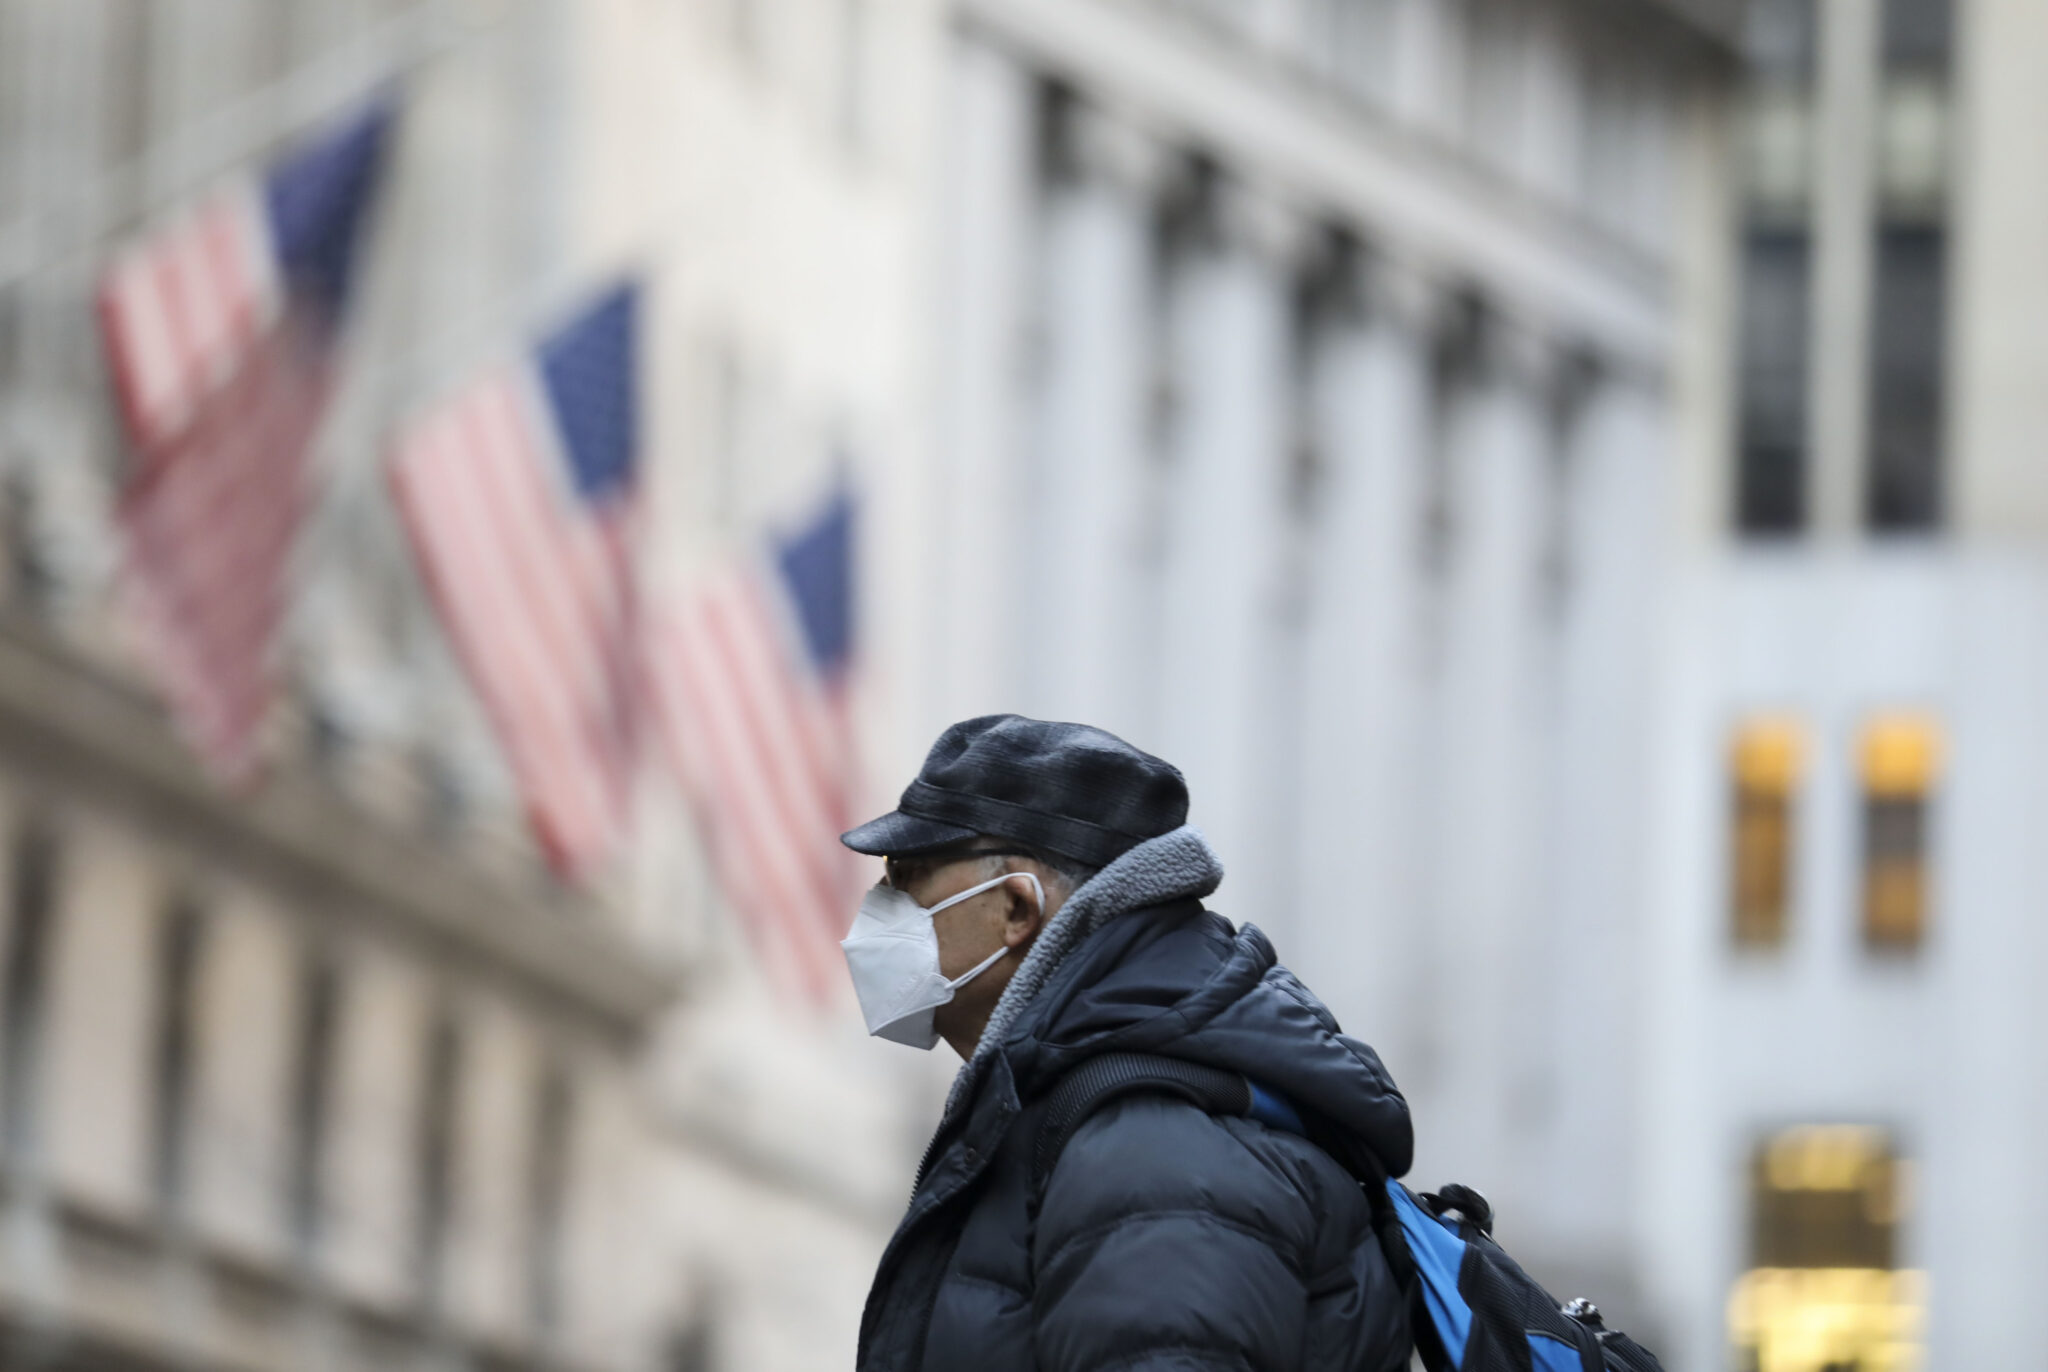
[882,847,1038,891]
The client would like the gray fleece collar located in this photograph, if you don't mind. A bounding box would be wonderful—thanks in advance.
[946,824,1224,1112]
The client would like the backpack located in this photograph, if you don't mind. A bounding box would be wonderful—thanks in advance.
[1030,1053,1665,1372]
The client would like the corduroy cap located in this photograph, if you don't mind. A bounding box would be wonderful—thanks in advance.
[841,715,1188,870]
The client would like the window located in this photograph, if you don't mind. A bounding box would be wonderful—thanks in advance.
[527,1061,573,1336]
[1,821,60,1163]
[1865,0,1953,532]
[1859,712,1939,951]
[413,1010,461,1309]
[1729,1126,1924,1372]
[151,899,205,1212]
[286,955,341,1257]
[1730,717,1804,949]
[1734,0,1819,535]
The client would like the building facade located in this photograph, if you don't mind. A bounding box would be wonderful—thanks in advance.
[0,3,696,1368]
[1651,0,2048,1369]
[896,0,1740,1356]
[899,1,2048,1370]
[0,1,945,1369]
[13,0,2048,1370]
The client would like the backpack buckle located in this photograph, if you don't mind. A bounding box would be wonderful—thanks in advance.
[1419,1183,1494,1236]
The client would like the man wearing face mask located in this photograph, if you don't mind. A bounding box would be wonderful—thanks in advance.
[840,714,1414,1372]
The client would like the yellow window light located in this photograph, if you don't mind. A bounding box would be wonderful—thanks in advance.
[1736,1128,1923,1372]
[1734,716,1807,794]
[1859,711,1940,950]
[1763,1126,1890,1193]
[1728,1267,1927,1372]
[1859,712,1942,799]
[1730,716,1805,948]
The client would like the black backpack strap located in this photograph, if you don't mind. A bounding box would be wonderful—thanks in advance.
[1029,1052,1251,1198]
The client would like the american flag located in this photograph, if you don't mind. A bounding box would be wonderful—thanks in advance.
[389,285,641,878]
[96,101,394,780]
[645,490,862,1000]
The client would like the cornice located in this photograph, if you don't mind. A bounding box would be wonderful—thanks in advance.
[0,613,679,1042]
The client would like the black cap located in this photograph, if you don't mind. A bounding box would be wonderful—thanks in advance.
[841,715,1188,870]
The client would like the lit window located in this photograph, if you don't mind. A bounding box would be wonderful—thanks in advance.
[1730,717,1805,948]
[1859,712,1940,951]
[1730,1126,1924,1372]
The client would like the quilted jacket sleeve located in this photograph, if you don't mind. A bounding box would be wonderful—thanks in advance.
[1030,1093,1404,1372]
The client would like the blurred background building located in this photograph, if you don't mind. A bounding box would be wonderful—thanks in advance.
[0,2,934,1369]
[911,0,1733,1346]
[1655,2,2048,1370]
[1,0,2044,1370]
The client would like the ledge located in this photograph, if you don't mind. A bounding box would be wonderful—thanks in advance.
[0,1181,599,1372]
[0,612,679,1041]
[957,0,1679,365]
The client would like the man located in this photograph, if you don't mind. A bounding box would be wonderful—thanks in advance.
[841,714,1413,1372]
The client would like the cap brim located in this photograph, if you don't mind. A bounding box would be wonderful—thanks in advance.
[840,809,980,856]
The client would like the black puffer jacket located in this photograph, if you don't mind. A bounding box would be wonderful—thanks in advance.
[856,829,1414,1372]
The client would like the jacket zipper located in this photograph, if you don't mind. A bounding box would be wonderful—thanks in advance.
[909,1116,950,1203]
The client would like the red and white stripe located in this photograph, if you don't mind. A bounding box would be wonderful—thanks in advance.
[96,186,312,781]
[98,188,282,454]
[643,564,860,1003]
[388,366,635,877]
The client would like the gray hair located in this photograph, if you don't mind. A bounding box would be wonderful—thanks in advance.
[974,842,1098,903]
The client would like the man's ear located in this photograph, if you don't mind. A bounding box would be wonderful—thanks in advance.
[1001,873,1045,950]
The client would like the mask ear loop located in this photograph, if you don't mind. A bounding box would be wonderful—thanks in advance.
[931,872,1045,990]
[946,942,1010,990]
[926,870,1045,917]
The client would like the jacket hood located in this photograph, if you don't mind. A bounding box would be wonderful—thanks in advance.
[976,828,1413,1177]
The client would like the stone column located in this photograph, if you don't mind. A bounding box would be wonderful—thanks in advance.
[925,36,1036,730]
[1412,295,1551,1191]
[1291,255,1436,1052]
[1152,173,1304,915]
[1017,101,1166,737]
[1519,356,1668,1304]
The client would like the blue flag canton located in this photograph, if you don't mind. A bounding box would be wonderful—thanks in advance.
[264,98,394,322]
[538,284,638,505]
[776,490,854,682]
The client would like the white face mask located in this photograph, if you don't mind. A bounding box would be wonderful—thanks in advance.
[842,869,1045,1050]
